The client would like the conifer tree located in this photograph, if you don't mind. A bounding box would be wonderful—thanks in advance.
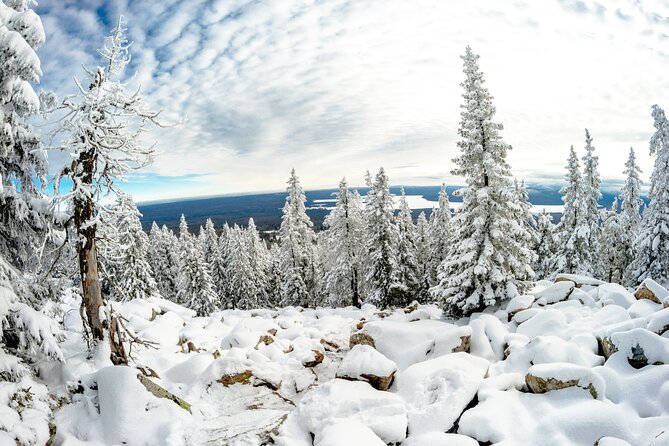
[278,169,318,307]
[202,219,226,297]
[600,198,626,283]
[620,147,643,284]
[176,215,218,315]
[550,146,596,276]
[246,218,270,306]
[581,129,603,276]
[415,211,432,302]
[102,193,158,301]
[321,178,365,307]
[395,188,421,305]
[627,105,669,285]
[533,209,556,280]
[428,183,452,286]
[225,225,260,309]
[365,167,402,308]
[148,223,180,301]
[514,179,539,248]
[432,47,534,317]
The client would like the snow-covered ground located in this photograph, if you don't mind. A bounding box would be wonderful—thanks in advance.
[44,279,669,445]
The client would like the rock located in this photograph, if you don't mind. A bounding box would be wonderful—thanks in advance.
[302,350,324,368]
[525,363,605,399]
[647,307,669,335]
[634,279,669,305]
[336,345,397,391]
[217,370,253,386]
[256,334,275,348]
[533,281,575,305]
[349,331,376,349]
[505,294,535,317]
[137,374,192,413]
[555,273,605,287]
[320,339,340,351]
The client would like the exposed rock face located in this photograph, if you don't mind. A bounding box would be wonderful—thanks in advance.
[256,335,275,348]
[336,345,398,391]
[303,350,325,368]
[634,283,662,304]
[217,370,253,386]
[526,374,599,399]
[137,374,192,413]
[452,335,471,353]
[525,364,604,399]
[349,332,376,349]
[634,278,669,306]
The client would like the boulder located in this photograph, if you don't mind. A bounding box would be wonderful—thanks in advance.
[302,350,324,368]
[604,328,669,368]
[533,281,575,305]
[555,273,605,288]
[349,332,375,349]
[634,278,669,305]
[525,363,605,399]
[336,345,397,391]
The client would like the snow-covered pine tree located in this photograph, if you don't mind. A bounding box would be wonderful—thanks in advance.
[101,193,158,301]
[414,211,432,302]
[278,169,318,307]
[224,225,261,310]
[202,218,226,298]
[514,179,539,248]
[266,243,283,307]
[395,188,421,305]
[550,146,596,276]
[176,214,218,315]
[619,147,643,284]
[148,223,180,301]
[600,198,626,283]
[627,105,669,286]
[218,223,233,307]
[532,209,556,280]
[364,167,402,308]
[581,129,603,276]
[431,46,534,317]
[321,178,365,307]
[54,17,162,343]
[0,0,51,276]
[428,183,452,286]
[246,218,270,306]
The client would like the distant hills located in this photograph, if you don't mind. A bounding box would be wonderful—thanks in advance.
[137,184,632,233]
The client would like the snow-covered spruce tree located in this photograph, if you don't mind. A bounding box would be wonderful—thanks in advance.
[147,223,180,301]
[414,211,432,302]
[100,193,157,301]
[266,242,283,307]
[246,218,270,306]
[514,179,539,248]
[223,224,261,310]
[550,146,596,276]
[431,47,534,317]
[54,18,161,344]
[532,209,556,280]
[581,129,603,277]
[428,183,452,286]
[176,214,218,315]
[278,169,318,307]
[627,105,669,286]
[395,188,421,305]
[364,167,402,308]
[620,147,643,284]
[202,218,227,298]
[600,198,626,283]
[321,178,365,307]
[0,0,52,276]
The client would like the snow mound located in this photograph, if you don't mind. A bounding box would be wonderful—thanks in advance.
[335,345,397,390]
[314,420,386,446]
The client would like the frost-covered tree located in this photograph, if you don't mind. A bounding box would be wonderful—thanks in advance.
[223,225,260,309]
[266,243,283,307]
[532,209,556,280]
[432,47,534,317]
[202,218,226,298]
[101,193,157,301]
[321,178,365,307]
[627,105,669,286]
[550,146,596,276]
[600,198,626,283]
[415,211,432,302]
[0,0,51,274]
[278,169,318,307]
[54,18,162,343]
[176,215,218,315]
[581,129,603,276]
[395,188,421,305]
[246,218,270,306]
[428,183,452,286]
[514,179,538,248]
[365,167,402,308]
[148,223,180,301]
[619,147,643,284]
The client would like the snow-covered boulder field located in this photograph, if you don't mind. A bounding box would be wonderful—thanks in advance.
[44,280,669,445]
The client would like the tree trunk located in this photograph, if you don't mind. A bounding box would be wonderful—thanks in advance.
[74,149,105,342]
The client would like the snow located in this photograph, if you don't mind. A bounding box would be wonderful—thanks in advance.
[314,420,386,446]
[336,344,397,381]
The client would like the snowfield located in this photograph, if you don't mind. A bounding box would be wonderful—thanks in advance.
[43,278,669,446]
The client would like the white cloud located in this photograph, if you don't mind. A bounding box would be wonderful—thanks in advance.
[35,0,669,200]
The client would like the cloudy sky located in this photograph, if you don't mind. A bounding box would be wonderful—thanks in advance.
[35,0,669,202]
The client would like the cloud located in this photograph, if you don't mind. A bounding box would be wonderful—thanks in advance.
[34,0,669,200]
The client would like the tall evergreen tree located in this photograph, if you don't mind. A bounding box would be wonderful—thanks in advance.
[321,178,365,307]
[428,183,452,286]
[415,211,432,302]
[600,198,626,283]
[148,223,179,301]
[627,105,669,286]
[176,215,218,315]
[620,147,643,284]
[532,209,556,280]
[581,129,603,276]
[278,169,318,307]
[432,47,534,317]
[225,225,261,309]
[365,167,402,308]
[514,179,539,248]
[395,188,421,305]
[202,218,226,298]
[246,218,270,306]
[550,146,596,276]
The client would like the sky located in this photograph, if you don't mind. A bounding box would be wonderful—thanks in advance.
[35,0,669,202]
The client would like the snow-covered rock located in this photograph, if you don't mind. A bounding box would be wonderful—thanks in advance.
[396,352,489,435]
[525,362,605,399]
[314,420,386,446]
[634,278,669,305]
[533,281,575,305]
[555,273,606,287]
[597,283,636,309]
[336,345,397,390]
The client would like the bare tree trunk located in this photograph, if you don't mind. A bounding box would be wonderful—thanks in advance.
[74,149,105,343]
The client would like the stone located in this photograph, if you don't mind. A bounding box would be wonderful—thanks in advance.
[217,370,253,386]
[349,331,376,349]
[303,350,324,368]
